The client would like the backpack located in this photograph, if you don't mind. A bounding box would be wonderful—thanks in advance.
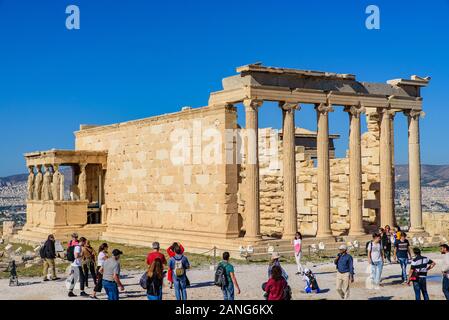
[367,241,383,262]
[283,284,292,301]
[139,272,148,289]
[66,245,76,262]
[39,244,46,259]
[214,263,229,288]
[174,257,185,277]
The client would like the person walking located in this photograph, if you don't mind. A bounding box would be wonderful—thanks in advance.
[216,252,241,300]
[407,247,435,300]
[439,244,449,300]
[146,258,164,300]
[90,242,108,299]
[41,234,60,281]
[101,249,125,300]
[268,252,288,281]
[167,242,184,289]
[334,244,354,300]
[394,232,412,283]
[382,225,393,264]
[168,246,190,300]
[367,233,385,289]
[147,242,167,267]
[81,240,97,288]
[293,232,303,275]
[68,237,88,297]
[264,265,288,301]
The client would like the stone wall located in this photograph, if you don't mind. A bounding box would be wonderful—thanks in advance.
[423,212,449,238]
[238,111,381,238]
[75,105,240,241]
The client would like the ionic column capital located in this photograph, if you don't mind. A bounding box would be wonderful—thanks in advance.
[315,103,334,114]
[346,104,366,118]
[279,101,300,112]
[378,107,396,118]
[243,99,263,111]
[405,109,425,120]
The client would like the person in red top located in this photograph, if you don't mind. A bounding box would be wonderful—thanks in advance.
[68,233,79,247]
[167,242,184,288]
[146,242,167,266]
[264,265,288,300]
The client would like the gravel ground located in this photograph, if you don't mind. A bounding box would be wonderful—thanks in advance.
[0,252,447,300]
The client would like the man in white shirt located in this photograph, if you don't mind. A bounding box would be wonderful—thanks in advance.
[368,233,385,289]
[440,244,449,300]
[68,237,88,297]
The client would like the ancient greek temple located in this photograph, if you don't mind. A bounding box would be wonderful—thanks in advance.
[16,64,430,253]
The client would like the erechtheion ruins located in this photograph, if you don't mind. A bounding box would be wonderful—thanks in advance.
[15,64,431,253]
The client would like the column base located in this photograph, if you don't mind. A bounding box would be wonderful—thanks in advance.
[243,235,263,243]
[348,230,366,237]
[407,228,428,237]
[315,233,335,240]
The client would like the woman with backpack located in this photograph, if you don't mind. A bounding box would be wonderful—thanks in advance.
[168,246,190,300]
[167,242,184,289]
[90,242,108,299]
[146,258,164,300]
[264,265,289,300]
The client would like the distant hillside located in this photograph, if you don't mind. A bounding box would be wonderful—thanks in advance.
[396,165,449,187]
[0,173,28,187]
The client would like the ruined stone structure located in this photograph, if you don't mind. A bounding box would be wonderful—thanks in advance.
[16,64,430,253]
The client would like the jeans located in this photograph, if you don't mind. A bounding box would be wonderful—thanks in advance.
[174,277,187,300]
[413,278,429,300]
[442,276,449,300]
[370,261,383,286]
[69,266,85,292]
[222,282,235,300]
[103,280,119,300]
[82,261,97,287]
[384,248,391,263]
[398,257,408,281]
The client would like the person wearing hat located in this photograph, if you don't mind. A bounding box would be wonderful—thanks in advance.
[334,244,354,299]
[146,241,167,267]
[267,252,288,281]
[101,249,124,300]
[68,233,79,248]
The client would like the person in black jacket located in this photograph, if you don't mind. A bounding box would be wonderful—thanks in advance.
[42,234,59,281]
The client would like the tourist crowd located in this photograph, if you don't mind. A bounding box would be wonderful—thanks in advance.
[37,227,449,301]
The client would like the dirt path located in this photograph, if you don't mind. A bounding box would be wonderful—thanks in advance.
[0,252,446,300]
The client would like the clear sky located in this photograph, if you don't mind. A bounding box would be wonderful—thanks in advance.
[0,0,448,177]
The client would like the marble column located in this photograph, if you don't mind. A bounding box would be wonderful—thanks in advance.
[390,112,397,225]
[379,109,395,228]
[407,110,425,233]
[348,105,365,236]
[244,99,263,240]
[315,103,333,238]
[280,102,299,239]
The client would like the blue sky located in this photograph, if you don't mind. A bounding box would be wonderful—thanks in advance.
[0,0,448,176]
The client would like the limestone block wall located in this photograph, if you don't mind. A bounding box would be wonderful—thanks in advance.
[423,212,449,238]
[75,105,240,240]
[238,118,380,238]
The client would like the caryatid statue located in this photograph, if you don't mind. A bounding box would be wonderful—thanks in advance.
[42,165,53,201]
[33,165,43,200]
[26,166,35,200]
[78,164,87,201]
[52,164,65,201]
